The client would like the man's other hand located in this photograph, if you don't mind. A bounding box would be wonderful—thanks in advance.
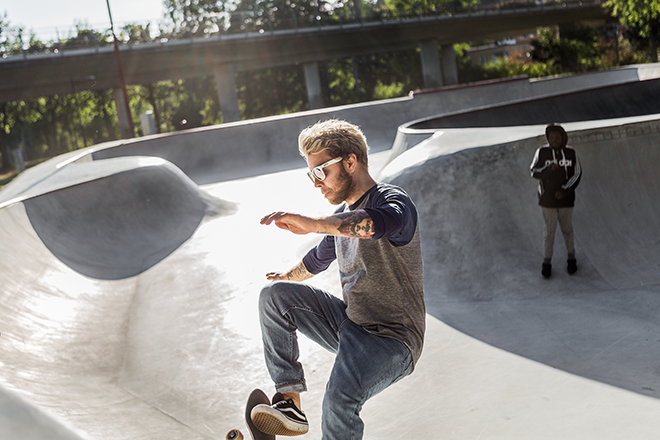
[265,272,287,281]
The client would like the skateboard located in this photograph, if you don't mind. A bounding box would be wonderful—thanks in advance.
[226,389,275,440]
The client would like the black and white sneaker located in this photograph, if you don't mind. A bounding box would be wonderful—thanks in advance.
[251,393,309,436]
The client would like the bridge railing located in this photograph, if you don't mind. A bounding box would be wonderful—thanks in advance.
[1,0,602,59]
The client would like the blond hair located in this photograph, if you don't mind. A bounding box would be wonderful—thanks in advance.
[298,119,369,165]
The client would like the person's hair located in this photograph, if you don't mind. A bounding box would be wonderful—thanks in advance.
[298,119,369,165]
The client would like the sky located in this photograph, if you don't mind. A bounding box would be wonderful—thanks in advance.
[1,0,167,41]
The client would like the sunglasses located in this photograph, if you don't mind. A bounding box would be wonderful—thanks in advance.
[307,157,343,182]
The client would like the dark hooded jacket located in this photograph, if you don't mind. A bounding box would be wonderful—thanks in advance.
[530,124,582,208]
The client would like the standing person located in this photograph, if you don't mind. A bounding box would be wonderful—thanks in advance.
[530,123,582,279]
[253,119,425,439]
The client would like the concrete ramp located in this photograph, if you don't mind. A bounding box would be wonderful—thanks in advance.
[2,82,660,439]
[0,157,339,440]
[0,156,240,439]
[380,115,660,402]
[0,200,215,440]
[411,77,660,128]
[0,375,88,440]
[24,163,209,280]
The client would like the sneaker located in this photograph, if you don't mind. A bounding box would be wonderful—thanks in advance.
[541,263,552,279]
[567,258,577,275]
[251,393,309,436]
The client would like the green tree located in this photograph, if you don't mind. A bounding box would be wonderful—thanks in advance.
[162,0,229,38]
[1,14,23,57]
[382,0,475,17]
[0,15,53,170]
[531,25,603,73]
[0,102,12,171]
[120,23,155,44]
[0,14,13,170]
[322,49,423,105]
[61,23,111,50]
[605,0,660,61]
[230,0,334,33]
[237,66,307,119]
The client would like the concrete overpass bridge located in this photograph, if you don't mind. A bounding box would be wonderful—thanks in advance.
[0,1,606,137]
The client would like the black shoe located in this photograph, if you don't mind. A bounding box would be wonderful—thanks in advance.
[567,258,577,275]
[541,263,552,279]
[251,393,309,436]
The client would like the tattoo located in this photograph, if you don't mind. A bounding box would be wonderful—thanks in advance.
[285,261,313,281]
[336,211,375,239]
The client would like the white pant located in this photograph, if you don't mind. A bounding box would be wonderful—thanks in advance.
[542,207,575,261]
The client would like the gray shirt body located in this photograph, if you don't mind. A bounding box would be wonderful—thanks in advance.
[303,183,426,365]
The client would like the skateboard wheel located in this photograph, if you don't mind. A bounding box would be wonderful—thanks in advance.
[226,429,244,440]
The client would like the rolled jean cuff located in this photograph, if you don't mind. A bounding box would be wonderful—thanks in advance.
[276,381,307,394]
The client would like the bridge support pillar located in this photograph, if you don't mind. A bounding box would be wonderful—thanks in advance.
[420,39,443,89]
[304,62,324,110]
[215,66,241,123]
[441,44,459,86]
[112,88,133,139]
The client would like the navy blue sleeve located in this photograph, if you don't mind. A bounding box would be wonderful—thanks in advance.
[301,203,346,274]
[363,185,418,247]
[302,234,336,275]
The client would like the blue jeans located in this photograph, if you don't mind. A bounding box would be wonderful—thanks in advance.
[259,281,414,440]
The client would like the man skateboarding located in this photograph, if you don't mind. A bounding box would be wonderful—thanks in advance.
[530,123,582,278]
[252,119,425,439]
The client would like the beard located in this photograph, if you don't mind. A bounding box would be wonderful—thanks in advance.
[325,166,355,205]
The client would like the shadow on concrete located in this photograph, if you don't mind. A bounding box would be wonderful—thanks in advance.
[384,118,660,400]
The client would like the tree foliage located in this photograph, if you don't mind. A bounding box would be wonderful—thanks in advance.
[230,0,332,32]
[530,25,602,73]
[606,0,660,36]
[162,0,229,37]
[605,0,660,60]
[0,1,658,176]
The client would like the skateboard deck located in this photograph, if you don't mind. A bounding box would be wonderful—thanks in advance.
[245,388,276,440]
[226,388,276,440]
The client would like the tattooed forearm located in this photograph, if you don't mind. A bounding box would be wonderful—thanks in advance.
[335,210,375,239]
[284,261,314,281]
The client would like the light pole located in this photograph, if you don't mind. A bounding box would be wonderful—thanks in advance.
[105,0,135,138]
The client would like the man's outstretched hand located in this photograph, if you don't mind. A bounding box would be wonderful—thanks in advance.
[261,210,375,239]
[260,212,318,235]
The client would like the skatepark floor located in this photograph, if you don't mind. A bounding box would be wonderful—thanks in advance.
[2,115,660,439]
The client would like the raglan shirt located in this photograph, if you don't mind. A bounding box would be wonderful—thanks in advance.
[302,183,426,367]
[530,145,582,208]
